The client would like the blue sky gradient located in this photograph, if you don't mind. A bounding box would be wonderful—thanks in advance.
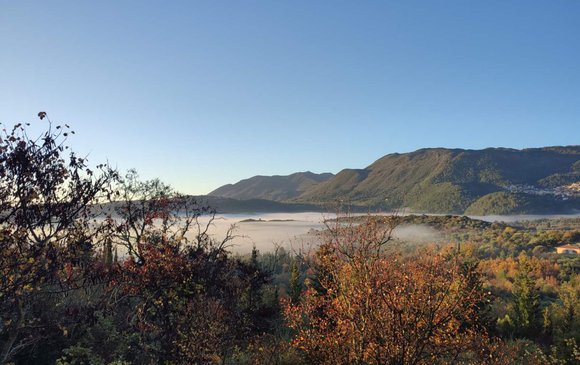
[1,1,579,194]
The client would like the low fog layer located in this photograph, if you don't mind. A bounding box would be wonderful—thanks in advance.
[392,225,444,244]
[189,212,330,254]
[190,213,447,254]
[186,212,580,254]
[108,212,580,255]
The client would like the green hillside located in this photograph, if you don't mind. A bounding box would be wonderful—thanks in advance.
[297,147,579,214]
[464,192,580,215]
[210,146,580,214]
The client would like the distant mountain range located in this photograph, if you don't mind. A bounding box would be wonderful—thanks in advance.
[208,146,580,215]
[210,171,334,201]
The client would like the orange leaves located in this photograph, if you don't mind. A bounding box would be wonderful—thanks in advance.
[284,214,491,364]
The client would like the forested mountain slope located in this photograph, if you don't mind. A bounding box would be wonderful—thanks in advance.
[211,146,580,214]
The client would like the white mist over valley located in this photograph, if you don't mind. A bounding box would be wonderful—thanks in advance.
[191,212,580,254]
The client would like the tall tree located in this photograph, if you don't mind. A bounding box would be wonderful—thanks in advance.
[512,256,541,338]
[0,114,115,364]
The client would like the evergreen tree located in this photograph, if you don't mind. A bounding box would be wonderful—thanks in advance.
[512,258,541,338]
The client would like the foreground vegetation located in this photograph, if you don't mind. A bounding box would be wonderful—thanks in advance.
[1,116,578,364]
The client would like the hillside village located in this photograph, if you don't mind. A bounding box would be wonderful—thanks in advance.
[504,183,580,200]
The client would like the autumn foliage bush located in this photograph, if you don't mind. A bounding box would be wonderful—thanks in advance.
[284,216,496,364]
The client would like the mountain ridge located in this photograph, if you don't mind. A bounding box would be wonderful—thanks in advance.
[209,146,580,215]
[209,171,334,201]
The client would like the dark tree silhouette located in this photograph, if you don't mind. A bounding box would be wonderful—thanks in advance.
[0,114,116,363]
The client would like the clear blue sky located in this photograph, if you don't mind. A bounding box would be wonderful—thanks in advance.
[1,1,579,194]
